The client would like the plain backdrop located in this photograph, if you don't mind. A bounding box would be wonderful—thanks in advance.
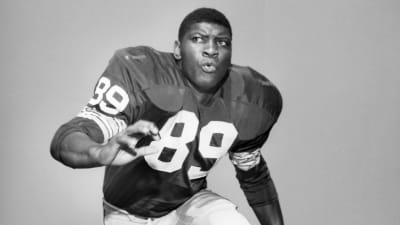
[1,0,399,225]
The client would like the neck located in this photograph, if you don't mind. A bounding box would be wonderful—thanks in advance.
[191,87,215,105]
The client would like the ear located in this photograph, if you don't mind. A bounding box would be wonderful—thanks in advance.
[173,40,181,60]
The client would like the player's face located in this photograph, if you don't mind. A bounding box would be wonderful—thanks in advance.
[175,22,232,94]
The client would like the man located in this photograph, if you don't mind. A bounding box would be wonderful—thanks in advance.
[51,7,284,225]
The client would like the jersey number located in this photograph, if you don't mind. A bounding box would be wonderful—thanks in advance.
[144,110,238,180]
[88,77,129,115]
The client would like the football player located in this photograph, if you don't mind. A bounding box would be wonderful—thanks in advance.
[51,7,284,225]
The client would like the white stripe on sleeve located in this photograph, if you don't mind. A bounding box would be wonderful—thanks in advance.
[230,149,261,171]
[77,106,127,143]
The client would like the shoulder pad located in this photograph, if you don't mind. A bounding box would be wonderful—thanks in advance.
[226,65,282,140]
[115,46,159,61]
[111,46,186,113]
[113,46,183,88]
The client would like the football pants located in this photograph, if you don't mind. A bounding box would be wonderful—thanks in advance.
[103,189,250,225]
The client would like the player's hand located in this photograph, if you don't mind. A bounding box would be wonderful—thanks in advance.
[92,120,160,166]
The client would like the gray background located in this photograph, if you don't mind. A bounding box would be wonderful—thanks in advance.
[1,0,399,225]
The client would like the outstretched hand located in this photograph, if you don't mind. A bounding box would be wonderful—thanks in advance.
[93,120,160,166]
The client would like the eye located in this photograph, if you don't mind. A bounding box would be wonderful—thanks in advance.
[191,35,204,43]
[217,39,231,47]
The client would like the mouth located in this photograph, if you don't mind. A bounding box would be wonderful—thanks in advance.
[201,62,217,73]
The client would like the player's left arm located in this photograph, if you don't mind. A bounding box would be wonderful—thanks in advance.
[231,69,284,224]
[230,133,284,225]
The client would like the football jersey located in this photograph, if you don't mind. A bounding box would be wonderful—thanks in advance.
[76,46,282,217]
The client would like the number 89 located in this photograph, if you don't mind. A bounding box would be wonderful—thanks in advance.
[88,77,129,115]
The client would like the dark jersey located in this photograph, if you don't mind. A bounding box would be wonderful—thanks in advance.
[74,46,282,217]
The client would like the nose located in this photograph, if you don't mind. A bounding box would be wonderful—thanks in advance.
[202,41,219,58]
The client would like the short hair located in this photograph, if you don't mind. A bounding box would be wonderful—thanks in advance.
[178,7,232,41]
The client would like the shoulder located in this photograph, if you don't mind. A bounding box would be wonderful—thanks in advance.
[112,46,175,71]
[225,65,283,139]
[229,65,282,116]
[108,46,181,87]
[110,46,185,112]
[114,46,168,59]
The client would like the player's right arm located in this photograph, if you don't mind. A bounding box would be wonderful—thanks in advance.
[50,119,160,168]
[50,47,159,168]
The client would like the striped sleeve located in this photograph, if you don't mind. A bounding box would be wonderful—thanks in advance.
[230,148,261,171]
[77,106,127,143]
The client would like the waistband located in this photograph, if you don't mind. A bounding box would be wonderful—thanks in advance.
[103,199,153,221]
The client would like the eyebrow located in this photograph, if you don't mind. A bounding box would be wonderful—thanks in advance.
[189,31,231,39]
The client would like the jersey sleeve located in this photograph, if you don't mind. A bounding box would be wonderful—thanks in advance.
[75,47,155,143]
[230,120,281,208]
[230,128,279,207]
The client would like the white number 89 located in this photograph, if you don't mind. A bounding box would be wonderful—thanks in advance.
[88,77,129,115]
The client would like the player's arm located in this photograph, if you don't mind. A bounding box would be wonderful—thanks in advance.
[238,69,283,225]
[50,47,160,168]
[50,118,159,168]
[231,150,284,225]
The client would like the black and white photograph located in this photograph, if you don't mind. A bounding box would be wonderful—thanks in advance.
[1,1,399,225]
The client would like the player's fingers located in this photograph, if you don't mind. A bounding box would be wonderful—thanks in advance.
[125,120,159,137]
[135,145,160,156]
[116,135,138,151]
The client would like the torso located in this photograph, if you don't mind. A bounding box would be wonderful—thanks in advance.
[100,46,282,217]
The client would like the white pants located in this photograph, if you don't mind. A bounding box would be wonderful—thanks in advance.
[103,189,251,225]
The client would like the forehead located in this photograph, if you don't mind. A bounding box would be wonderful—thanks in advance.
[184,22,231,38]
